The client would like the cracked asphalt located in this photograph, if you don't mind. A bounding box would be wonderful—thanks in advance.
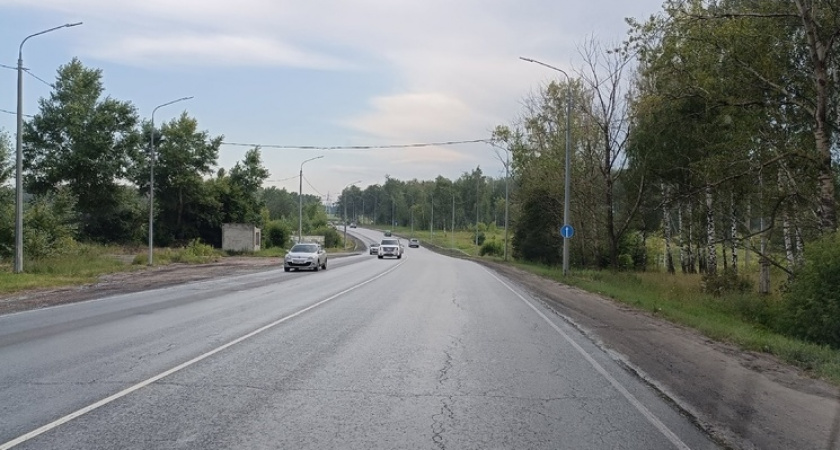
[0,228,718,449]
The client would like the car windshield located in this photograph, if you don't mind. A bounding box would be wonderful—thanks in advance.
[381,239,399,246]
[290,244,317,253]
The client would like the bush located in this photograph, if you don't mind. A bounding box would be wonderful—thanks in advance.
[480,238,503,257]
[476,231,486,246]
[700,268,752,296]
[314,226,342,248]
[618,254,634,270]
[782,231,840,347]
[264,220,292,248]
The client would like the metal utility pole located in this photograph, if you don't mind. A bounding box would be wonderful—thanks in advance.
[520,56,573,275]
[342,180,360,250]
[475,173,480,247]
[451,190,455,249]
[430,203,434,239]
[14,22,83,273]
[504,151,510,261]
[298,155,324,243]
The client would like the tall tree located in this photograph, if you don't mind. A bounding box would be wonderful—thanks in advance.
[0,129,11,186]
[23,58,141,241]
[134,112,222,245]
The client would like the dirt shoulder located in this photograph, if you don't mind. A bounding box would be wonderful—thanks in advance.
[0,257,284,316]
[478,260,840,450]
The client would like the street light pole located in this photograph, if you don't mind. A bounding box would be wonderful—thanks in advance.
[504,150,510,261]
[342,180,361,250]
[148,96,193,266]
[14,22,83,273]
[298,155,324,244]
[520,56,573,275]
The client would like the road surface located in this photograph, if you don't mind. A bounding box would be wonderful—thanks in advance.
[0,228,717,449]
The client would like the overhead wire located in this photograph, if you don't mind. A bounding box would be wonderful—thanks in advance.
[0,108,33,118]
[220,138,489,150]
[24,69,54,88]
[302,175,323,197]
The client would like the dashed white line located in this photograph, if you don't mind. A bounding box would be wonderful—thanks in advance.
[0,260,405,450]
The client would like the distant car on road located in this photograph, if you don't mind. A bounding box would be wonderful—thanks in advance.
[350,222,357,228]
[369,243,380,255]
[384,230,392,237]
[284,243,327,272]
[408,238,420,248]
[378,238,403,259]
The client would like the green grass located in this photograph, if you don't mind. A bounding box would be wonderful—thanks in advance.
[388,225,505,256]
[0,241,224,295]
[513,262,840,385]
[0,244,143,294]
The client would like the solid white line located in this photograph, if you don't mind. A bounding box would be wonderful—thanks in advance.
[0,261,405,450]
[483,268,692,450]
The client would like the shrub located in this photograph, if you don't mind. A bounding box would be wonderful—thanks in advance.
[480,238,503,257]
[264,220,292,248]
[476,231,486,246]
[700,268,752,296]
[782,231,840,347]
[618,254,634,270]
[314,226,342,248]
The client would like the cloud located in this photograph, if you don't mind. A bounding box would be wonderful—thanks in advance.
[88,33,351,69]
[342,92,477,140]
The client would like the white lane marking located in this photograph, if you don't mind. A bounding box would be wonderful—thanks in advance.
[483,269,692,450]
[0,261,406,450]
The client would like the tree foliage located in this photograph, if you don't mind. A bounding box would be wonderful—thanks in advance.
[23,58,141,242]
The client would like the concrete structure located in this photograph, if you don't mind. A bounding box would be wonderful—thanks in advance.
[222,224,261,252]
[291,235,325,245]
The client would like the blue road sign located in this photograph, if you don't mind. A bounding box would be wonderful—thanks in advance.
[561,224,575,239]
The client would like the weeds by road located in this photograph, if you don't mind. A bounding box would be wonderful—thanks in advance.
[514,262,840,385]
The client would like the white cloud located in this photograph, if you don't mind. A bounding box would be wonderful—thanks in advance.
[343,92,476,139]
[88,33,350,69]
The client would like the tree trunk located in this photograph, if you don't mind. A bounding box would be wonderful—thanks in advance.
[687,199,696,273]
[759,172,770,294]
[795,219,805,268]
[705,184,717,275]
[793,1,835,231]
[730,192,738,274]
[678,204,687,273]
[663,184,675,274]
[744,203,751,270]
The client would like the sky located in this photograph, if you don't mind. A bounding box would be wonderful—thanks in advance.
[0,0,664,204]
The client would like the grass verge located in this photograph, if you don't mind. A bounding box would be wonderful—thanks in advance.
[513,262,840,385]
[1,242,222,295]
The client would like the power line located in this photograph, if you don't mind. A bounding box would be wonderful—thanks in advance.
[2,64,54,88]
[24,69,54,88]
[302,175,323,197]
[0,108,33,118]
[220,138,489,150]
[265,174,299,183]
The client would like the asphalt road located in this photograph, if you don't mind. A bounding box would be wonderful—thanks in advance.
[0,228,718,449]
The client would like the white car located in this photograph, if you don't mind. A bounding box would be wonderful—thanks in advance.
[378,238,403,259]
[284,243,328,272]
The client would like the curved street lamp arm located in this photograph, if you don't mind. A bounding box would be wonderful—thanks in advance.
[20,22,83,56]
